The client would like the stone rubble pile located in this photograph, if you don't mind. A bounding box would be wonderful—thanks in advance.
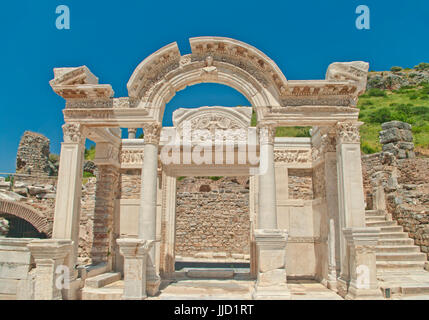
[380,121,415,159]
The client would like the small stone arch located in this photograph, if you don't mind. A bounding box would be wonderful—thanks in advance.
[127,37,287,123]
[0,200,51,236]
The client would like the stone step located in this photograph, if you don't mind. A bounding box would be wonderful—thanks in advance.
[365,216,387,222]
[377,226,404,233]
[365,210,383,216]
[365,214,386,220]
[377,261,426,271]
[400,284,429,295]
[376,252,427,262]
[379,232,409,239]
[185,268,235,279]
[81,287,123,300]
[366,221,398,228]
[84,272,122,289]
[378,238,415,246]
[376,245,421,253]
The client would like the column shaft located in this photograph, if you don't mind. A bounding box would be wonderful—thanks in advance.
[52,124,85,270]
[139,143,159,240]
[258,125,278,229]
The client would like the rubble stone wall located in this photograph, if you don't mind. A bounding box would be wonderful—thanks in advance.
[16,131,57,176]
[362,122,429,260]
[175,177,251,261]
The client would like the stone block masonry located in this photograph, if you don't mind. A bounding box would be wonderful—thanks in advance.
[16,131,57,176]
[380,121,415,159]
[362,121,429,260]
[175,177,251,261]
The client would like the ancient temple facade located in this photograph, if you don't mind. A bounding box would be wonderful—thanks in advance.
[2,37,388,300]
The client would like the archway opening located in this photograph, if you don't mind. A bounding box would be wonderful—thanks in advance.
[162,83,251,127]
[0,213,47,238]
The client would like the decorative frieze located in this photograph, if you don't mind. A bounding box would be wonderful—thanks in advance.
[121,149,144,166]
[273,149,311,163]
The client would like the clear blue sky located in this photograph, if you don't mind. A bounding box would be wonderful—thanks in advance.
[0,0,428,173]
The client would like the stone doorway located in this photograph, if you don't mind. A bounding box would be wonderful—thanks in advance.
[174,176,251,279]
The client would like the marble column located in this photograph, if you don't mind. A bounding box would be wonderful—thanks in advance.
[139,122,161,296]
[128,128,137,139]
[335,121,381,299]
[257,124,277,229]
[322,129,340,290]
[52,123,85,275]
[253,123,289,299]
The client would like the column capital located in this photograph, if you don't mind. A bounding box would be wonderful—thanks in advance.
[142,122,162,145]
[117,238,156,258]
[335,121,363,144]
[62,123,85,144]
[257,122,276,145]
[28,239,73,260]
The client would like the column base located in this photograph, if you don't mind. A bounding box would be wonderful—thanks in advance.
[27,239,73,300]
[147,277,161,297]
[253,229,290,300]
[345,286,383,300]
[117,238,155,300]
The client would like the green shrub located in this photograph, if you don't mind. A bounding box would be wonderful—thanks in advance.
[209,176,223,181]
[83,171,95,178]
[368,107,392,123]
[361,142,377,154]
[84,145,96,160]
[390,66,402,72]
[367,88,387,97]
[414,62,429,71]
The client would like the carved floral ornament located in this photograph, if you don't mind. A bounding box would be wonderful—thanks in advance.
[142,122,162,145]
[62,123,84,143]
[336,121,362,144]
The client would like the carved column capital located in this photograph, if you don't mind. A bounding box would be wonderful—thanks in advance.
[336,121,362,144]
[257,122,276,145]
[142,122,162,145]
[321,127,337,153]
[62,123,85,144]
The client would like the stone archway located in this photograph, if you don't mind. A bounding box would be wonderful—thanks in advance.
[0,200,51,236]
[127,37,287,123]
